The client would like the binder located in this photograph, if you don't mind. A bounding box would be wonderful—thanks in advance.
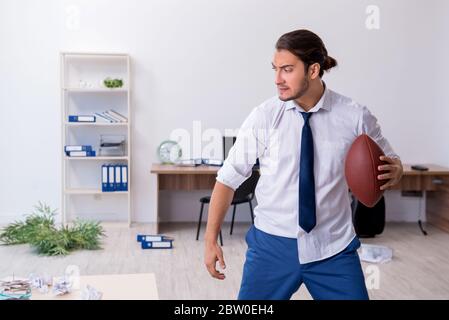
[94,112,113,123]
[68,115,96,122]
[115,165,122,191]
[67,150,96,157]
[137,235,174,242]
[177,159,202,167]
[104,110,123,122]
[108,165,115,191]
[121,165,128,191]
[102,165,109,192]
[64,145,92,153]
[141,240,173,249]
[108,110,128,122]
[202,159,223,166]
[100,112,118,122]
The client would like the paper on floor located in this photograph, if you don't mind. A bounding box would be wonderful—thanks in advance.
[359,244,393,263]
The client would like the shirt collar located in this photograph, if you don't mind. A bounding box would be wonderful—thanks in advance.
[285,82,330,113]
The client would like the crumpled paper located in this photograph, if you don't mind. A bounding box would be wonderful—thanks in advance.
[359,244,393,263]
[80,285,103,300]
[28,273,53,294]
[52,276,73,296]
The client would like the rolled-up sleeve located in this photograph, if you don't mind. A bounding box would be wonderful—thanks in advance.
[358,106,400,160]
[216,106,267,191]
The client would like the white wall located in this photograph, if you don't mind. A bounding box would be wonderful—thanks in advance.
[434,0,449,166]
[0,0,448,224]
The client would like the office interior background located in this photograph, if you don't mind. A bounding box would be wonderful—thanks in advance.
[0,0,449,300]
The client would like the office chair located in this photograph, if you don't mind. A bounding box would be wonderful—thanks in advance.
[351,193,386,238]
[196,169,260,245]
[229,169,259,235]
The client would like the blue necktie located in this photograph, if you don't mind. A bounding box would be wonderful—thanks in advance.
[299,112,316,233]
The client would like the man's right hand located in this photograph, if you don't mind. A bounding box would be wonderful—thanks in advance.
[203,181,234,280]
[204,240,226,280]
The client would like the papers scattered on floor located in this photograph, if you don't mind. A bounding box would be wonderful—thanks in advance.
[360,244,393,264]
[81,285,103,300]
[52,276,72,296]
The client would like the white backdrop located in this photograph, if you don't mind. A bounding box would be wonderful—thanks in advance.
[0,0,448,223]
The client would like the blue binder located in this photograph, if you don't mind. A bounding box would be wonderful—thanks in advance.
[102,164,109,192]
[108,165,115,191]
[121,165,128,191]
[141,240,173,249]
[64,145,92,153]
[115,165,122,191]
[68,115,96,122]
[66,150,96,157]
[137,234,174,242]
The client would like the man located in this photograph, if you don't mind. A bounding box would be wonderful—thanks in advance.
[204,29,403,300]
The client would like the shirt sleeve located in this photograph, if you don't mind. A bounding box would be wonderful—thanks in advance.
[216,106,268,191]
[358,106,400,160]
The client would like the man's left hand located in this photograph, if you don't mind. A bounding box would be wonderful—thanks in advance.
[377,156,403,190]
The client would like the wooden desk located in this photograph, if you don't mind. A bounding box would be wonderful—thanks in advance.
[392,164,449,191]
[151,164,219,191]
[150,164,219,233]
[151,163,449,233]
[393,164,449,233]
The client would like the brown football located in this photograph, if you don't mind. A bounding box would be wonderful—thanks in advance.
[344,134,387,207]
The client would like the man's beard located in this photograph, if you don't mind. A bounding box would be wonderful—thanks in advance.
[279,77,309,102]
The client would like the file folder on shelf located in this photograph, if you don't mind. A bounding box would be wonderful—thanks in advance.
[115,165,122,191]
[101,164,127,192]
[121,165,128,191]
[94,112,113,123]
[108,165,115,191]
[68,115,96,122]
[67,150,96,157]
[100,112,117,122]
[202,158,223,166]
[102,165,109,192]
[64,145,92,152]
[108,109,128,122]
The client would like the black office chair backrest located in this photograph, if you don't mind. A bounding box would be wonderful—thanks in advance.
[223,136,237,161]
[351,194,385,238]
[234,169,260,200]
[222,136,260,168]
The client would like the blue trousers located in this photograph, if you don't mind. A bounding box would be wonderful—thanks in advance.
[238,225,369,300]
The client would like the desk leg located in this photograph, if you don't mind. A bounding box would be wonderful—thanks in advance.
[156,174,160,234]
[418,190,428,236]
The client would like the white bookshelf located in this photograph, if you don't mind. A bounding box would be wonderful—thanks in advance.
[64,156,129,161]
[65,122,129,127]
[60,52,132,226]
[65,188,129,195]
[63,88,129,93]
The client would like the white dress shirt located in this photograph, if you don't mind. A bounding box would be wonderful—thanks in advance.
[216,84,399,264]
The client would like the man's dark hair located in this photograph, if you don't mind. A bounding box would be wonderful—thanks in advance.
[276,29,337,77]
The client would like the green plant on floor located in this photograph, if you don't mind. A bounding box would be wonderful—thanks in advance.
[0,202,105,256]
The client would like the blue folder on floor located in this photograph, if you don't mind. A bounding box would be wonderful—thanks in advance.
[141,240,173,249]
[137,234,174,242]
